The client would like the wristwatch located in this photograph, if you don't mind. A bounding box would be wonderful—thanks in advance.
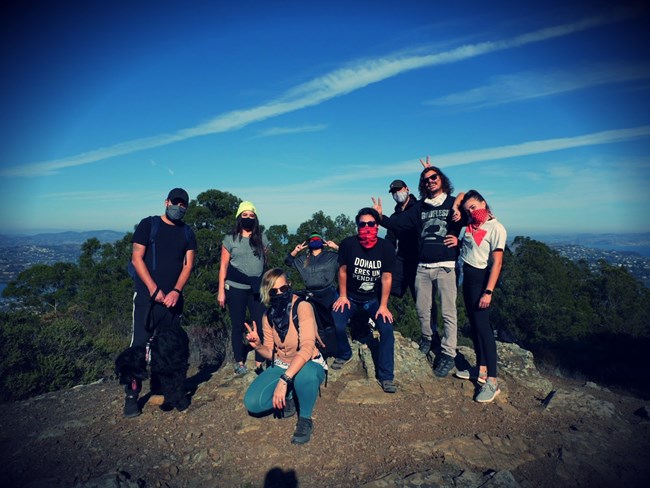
[280,373,293,386]
[483,289,493,296]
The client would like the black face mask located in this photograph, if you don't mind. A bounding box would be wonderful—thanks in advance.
[241,217,255,230]
[269,286,293,342]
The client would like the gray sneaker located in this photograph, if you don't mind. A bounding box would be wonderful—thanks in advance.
[475,380,500,403]
[331,357,352,370]
[455,368,487,384]
[234,363,248,376]
[434,353,455,378]
[379,379,397,393]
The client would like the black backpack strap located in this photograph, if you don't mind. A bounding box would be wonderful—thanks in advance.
[149,216,161,272]
[291,297,305,351]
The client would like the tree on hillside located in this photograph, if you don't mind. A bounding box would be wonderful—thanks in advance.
[590,260,650,337]
[492,237,597,344]
[4,262,80,313]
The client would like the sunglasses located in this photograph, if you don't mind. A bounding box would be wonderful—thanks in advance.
[424,174,439,182]
[269,284,289,296]
[357,221,377,228]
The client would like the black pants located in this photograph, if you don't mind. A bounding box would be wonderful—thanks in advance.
[390,255,417,300]
[128,293,183,395]
[462,263,497,378]
[226,285,266,364]
[301,286,339,358]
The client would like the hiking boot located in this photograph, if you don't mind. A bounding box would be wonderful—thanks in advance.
[455,368,487,384]
[123,395,140,418]
[283,395,296,418]
[418,336,432,355]
[234,363,248,376]
[434,353,455,378]
[475,380,500,403]
[291,417,313,444]
[331,357,352,370]
[379,379,397,393]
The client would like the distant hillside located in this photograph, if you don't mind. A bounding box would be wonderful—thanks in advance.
[531,232,650,256]
[0,230,126,284]
[0,230,125,247]
[549,243,650,288]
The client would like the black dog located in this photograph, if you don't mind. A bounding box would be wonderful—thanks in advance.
[115,320,190,412]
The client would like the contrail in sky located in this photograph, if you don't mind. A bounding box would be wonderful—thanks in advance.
[1,10,636,178]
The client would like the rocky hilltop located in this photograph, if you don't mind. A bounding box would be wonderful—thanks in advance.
[1,334,649,488]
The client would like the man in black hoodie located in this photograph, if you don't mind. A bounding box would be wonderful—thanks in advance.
[373,166,462,378]
[386,179,419,300]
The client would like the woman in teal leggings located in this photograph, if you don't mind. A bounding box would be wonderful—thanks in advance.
[243,268,326,445]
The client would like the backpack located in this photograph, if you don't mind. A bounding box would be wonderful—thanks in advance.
[128,216,192,281]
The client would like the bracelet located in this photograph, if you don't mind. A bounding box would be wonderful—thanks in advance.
[280,373,293,386]
[172,288,182,295]
[483,289,492,296]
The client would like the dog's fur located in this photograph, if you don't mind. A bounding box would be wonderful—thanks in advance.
[115,321,190,412]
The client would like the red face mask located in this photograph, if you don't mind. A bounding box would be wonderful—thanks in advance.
[358,225,379,248]
[469,208,490,227]
[467,208,490,246]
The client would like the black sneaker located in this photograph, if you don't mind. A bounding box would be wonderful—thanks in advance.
[283,396,296,418]
[123,395,140,418]
[291,417,313,445]
[418,336,432,355]
[434,353,455,378]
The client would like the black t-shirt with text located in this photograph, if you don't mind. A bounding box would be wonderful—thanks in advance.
[338,236,396,302]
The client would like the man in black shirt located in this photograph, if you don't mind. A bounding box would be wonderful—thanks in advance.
[125,188,197,417]
[330,208,397,393]
[386,179,418,299]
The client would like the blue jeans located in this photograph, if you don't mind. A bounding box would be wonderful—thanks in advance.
[332,298,395,381]
[244,361,325,418]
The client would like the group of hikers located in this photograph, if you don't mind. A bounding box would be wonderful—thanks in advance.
[124,157,507,446]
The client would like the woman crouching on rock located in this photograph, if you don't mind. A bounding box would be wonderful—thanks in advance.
[243,268,327,444]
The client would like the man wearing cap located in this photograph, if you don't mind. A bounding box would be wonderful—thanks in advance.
[387,179,418,300]
[124,188,197,417]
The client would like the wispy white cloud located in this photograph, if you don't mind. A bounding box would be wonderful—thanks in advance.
[426,63,650,109]
[1,10,634,178]
[256,124,327,138]
[240,125,650,193]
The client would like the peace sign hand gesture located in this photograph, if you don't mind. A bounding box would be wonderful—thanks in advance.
[244,321,261,349]
[420,155,432,168]
[371,196,383,217]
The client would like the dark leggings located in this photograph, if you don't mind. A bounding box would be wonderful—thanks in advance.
[226,285,266,364]
[462,263,497,378]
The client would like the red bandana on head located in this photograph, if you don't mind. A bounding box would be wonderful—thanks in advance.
[358,226,379,248]
[467,208,490,246]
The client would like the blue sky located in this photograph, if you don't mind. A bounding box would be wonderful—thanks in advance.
[1,0,649,237]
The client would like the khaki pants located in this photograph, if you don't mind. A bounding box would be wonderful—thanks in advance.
[415,266,458,358]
